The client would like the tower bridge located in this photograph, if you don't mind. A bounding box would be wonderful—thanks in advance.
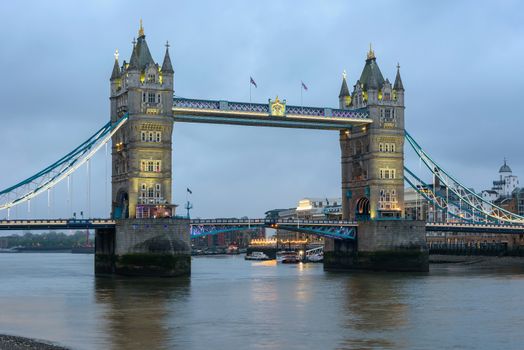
[2,22,524,275]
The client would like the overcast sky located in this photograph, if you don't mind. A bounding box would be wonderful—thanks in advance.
[1,0,523,220]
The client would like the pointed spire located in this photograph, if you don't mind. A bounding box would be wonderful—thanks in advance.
[128,43,139,70]
[162,41,174,73]
[138,19,145,38]
[394,62,404,91]
[339,69,350,97]
[367,43,376,60]
[111,49,121,80]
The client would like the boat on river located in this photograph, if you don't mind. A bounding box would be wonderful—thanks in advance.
[276,251,300,264]
[245,251,270,261]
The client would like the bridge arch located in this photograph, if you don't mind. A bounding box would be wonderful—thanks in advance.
[113,190,129,219]
[355,197,370,221]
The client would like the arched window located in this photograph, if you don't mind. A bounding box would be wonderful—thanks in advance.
[379,143,384,152]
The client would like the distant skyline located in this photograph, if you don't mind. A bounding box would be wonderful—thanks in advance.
[0,0,523,219]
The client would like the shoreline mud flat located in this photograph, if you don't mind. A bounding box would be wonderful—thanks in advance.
[430,254,524,268]
[0,335,69,350]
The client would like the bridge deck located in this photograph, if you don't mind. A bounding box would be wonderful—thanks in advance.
[1,219,522,235]
[172,98,372,130]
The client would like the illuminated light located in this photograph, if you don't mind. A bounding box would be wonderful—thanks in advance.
[361,126,366,132]
[345,130,350,136]
[159,74,163,84]
[140,73,145,84]
[378,90,383,100]
[344,96,351,107]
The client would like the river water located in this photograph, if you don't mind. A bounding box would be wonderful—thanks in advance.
[1,254,524,349]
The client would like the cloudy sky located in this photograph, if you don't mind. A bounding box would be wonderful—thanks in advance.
[0,0,523,219]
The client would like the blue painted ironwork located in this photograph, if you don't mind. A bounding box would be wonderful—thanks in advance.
[189,218,357,240]
[191,225,259,238]
[0,114,129,212]
[405,130,524,224]
[0,219,116,230]
[277,225,356,240]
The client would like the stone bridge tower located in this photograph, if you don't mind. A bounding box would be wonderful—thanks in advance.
[109,21,175,219]
[338,47,405,221]
[97,22,190,278]
[324,47,427,272]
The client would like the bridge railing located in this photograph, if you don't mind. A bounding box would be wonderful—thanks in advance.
[189,218,357,226]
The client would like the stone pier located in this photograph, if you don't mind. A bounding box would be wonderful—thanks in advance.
[324,219,429,272]
[95,218,191,277]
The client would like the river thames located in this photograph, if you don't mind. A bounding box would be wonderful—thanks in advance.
[1,254,524,349]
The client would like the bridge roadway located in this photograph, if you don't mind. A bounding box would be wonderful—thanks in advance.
[0,219,523,235]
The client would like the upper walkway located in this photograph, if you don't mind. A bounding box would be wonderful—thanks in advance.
[172,97,372,130]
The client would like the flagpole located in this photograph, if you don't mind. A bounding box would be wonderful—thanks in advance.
[300,83,303,106]
[250,79,252,103]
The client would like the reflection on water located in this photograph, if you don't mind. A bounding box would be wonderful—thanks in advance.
[339,273,410,349]
[94,277,190,350]
[1,254,524,350]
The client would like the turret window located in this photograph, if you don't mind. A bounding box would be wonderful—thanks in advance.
[140,131,162,143]
[378,143,396,153]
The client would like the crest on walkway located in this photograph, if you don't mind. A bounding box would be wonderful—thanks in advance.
[269,96,286,117]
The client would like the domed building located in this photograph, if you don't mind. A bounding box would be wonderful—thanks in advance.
[481,159,519,204]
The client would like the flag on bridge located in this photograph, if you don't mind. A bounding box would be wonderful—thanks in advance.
[301,81,308,91]
[187,188,192,194]
[250,76,257,88]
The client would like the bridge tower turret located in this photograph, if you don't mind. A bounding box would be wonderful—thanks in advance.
[109,21,175,219]
[339,46,405,221]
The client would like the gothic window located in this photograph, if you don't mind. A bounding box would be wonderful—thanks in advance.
[141,131,146,142]
[384,92,391,100]
[148,187,154,198]
[379,189,398,209]
[385,109,391,119]
[379,143,384,152]
[148,92,156,103]
[157,94,161,103]
[154,161,161,172]
[391,143,396,152]
[379,168,396,179]
[147,74,155,83]
[156,132,161,142]
[148,132,154,142]
[385,144,390,152]
[142,93,146,103]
